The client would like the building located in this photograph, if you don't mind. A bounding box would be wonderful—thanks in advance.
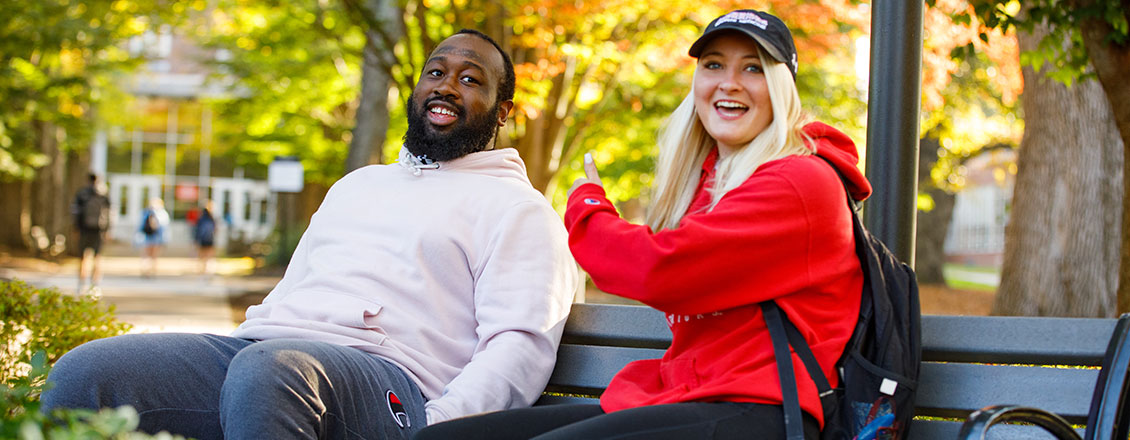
[944,148,1016,267]
[90,26,275,250]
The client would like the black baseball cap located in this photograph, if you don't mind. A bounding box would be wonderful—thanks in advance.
[688,9,798,78]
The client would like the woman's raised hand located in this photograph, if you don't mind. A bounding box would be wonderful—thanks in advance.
[568,152,604,198]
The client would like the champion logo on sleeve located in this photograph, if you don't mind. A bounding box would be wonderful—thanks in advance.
[386,390,410,428]
[583,198,601,205]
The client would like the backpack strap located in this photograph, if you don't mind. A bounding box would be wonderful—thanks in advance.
[763,301,838,440]
[762,302,807,440]
[761,154,862,438]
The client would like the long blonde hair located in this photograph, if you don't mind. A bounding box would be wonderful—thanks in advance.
[646,46,813,231]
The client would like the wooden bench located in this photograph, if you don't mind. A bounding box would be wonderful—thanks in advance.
[536,303,1130,439]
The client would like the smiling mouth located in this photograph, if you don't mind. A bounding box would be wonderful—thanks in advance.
[714,100,749,117]
[426,102,460,127]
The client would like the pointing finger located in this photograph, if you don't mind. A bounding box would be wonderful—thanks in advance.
[583,153,601,181]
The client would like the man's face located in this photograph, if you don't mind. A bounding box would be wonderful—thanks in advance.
[404,34,514,162]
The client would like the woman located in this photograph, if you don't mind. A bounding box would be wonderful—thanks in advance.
[139,197,169,277]
[415,9,871,439]
[193,200,218,274]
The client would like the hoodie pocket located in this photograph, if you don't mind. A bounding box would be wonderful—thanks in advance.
[269,290,386,330]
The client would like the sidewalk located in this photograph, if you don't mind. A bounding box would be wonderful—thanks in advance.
[0,241,281,335]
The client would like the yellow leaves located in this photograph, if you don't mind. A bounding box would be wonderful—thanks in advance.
[111,0,133,13]
[514,59,566,82]
[122,16,148,35]
[58,48,88,76]
[59,98,85,118]
[236,36,257,50]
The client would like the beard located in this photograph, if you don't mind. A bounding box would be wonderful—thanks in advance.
[404,95,500,162]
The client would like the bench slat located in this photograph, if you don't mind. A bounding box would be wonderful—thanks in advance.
[922,315,1113,366]
[546,344,666,393]
[562,304,672,349]
[564,304,1116,365]
[534,394,599,406]
[916,362,1099,422]
[910,419,1082,440]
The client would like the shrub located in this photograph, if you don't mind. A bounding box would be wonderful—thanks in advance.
[0,279,132,386]
[2,352,185,439]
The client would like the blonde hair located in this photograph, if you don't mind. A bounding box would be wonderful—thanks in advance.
[646,46,813,231]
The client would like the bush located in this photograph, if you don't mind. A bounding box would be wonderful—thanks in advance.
[0,279,132,386]
[2,352,185,439]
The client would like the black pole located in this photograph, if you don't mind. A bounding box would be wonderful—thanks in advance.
[864,0,924,266]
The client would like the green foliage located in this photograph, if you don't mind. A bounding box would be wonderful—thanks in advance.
[955,0,1129,85]
[1,352,184,440]
[0,280,132,386]
[0,0,164,182]
[195,0,365,185]
[921,51,1020,193]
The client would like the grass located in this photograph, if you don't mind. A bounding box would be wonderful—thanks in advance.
[943,263,1000,292]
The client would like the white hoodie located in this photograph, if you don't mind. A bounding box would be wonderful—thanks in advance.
[232,147,577,424]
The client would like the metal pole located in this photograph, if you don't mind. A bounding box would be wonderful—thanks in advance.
[864,0,924,266]
[165,102,179,210]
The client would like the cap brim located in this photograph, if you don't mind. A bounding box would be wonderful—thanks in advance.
[687,27,787,65]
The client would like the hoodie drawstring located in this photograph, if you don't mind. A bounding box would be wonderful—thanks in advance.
[399,152,441,176]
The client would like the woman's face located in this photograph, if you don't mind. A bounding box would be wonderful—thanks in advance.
[693,33,774,158]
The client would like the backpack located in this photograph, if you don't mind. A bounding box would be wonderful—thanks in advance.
[80,190,110,231]
[762,158,922,440]
[195,214,215,244]
[142,210,160,235]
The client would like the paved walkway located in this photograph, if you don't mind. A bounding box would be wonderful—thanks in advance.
[0,242,281,335]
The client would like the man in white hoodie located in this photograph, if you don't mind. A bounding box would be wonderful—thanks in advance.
[43,29,577,440]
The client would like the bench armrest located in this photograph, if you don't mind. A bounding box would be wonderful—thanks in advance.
[1086,313,1130,440]
[956,405,1081,440]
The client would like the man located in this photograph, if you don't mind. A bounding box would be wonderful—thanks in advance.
[43,30,577,440]
[71,173,110,295]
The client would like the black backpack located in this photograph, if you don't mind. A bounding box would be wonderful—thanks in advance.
[762,158,922,440]
[79,190,110,231]
[142,210,159,235]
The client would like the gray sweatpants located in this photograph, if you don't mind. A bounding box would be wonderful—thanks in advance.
[42,333,427,440]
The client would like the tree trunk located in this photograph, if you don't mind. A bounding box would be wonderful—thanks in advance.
[30,121,69,240]
[344,0,400,174]
[0,181,28,250]
[993,20,1123,317]
[915,136,954,285]
[1076,0,1130,314]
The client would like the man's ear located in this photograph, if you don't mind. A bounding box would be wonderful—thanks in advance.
[497,100,514,126]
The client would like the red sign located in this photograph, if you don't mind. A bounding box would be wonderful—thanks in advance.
[175,183,198,201]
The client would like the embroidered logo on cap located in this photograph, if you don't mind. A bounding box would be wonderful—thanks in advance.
[715,11,769,30]
[386,390,410,429]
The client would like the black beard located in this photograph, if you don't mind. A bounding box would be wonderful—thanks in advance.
[404,95,499,162]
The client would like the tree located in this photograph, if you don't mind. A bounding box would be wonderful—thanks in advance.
[0,0,161,250]
[992,12,1123,317]
[964,0,1130,315]
[341,0,401,173]
[901,1,1024,284]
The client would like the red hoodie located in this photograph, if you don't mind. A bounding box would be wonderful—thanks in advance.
[564,122,872,427]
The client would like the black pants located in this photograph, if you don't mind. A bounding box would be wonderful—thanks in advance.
[414,402,819,440]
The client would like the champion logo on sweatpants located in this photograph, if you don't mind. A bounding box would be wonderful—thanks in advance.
[387,390,410,428]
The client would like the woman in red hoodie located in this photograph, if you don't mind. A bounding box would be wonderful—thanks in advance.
[415,8,871,440]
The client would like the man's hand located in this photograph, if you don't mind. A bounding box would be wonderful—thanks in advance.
[567,152,604,198]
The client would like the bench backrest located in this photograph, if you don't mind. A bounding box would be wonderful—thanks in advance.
[538,303,1118,440]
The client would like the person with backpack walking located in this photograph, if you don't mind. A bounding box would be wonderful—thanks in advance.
[417,9,872,440]
[138,197,169,277]
[71,173,111,295]
[193,200,218,274]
